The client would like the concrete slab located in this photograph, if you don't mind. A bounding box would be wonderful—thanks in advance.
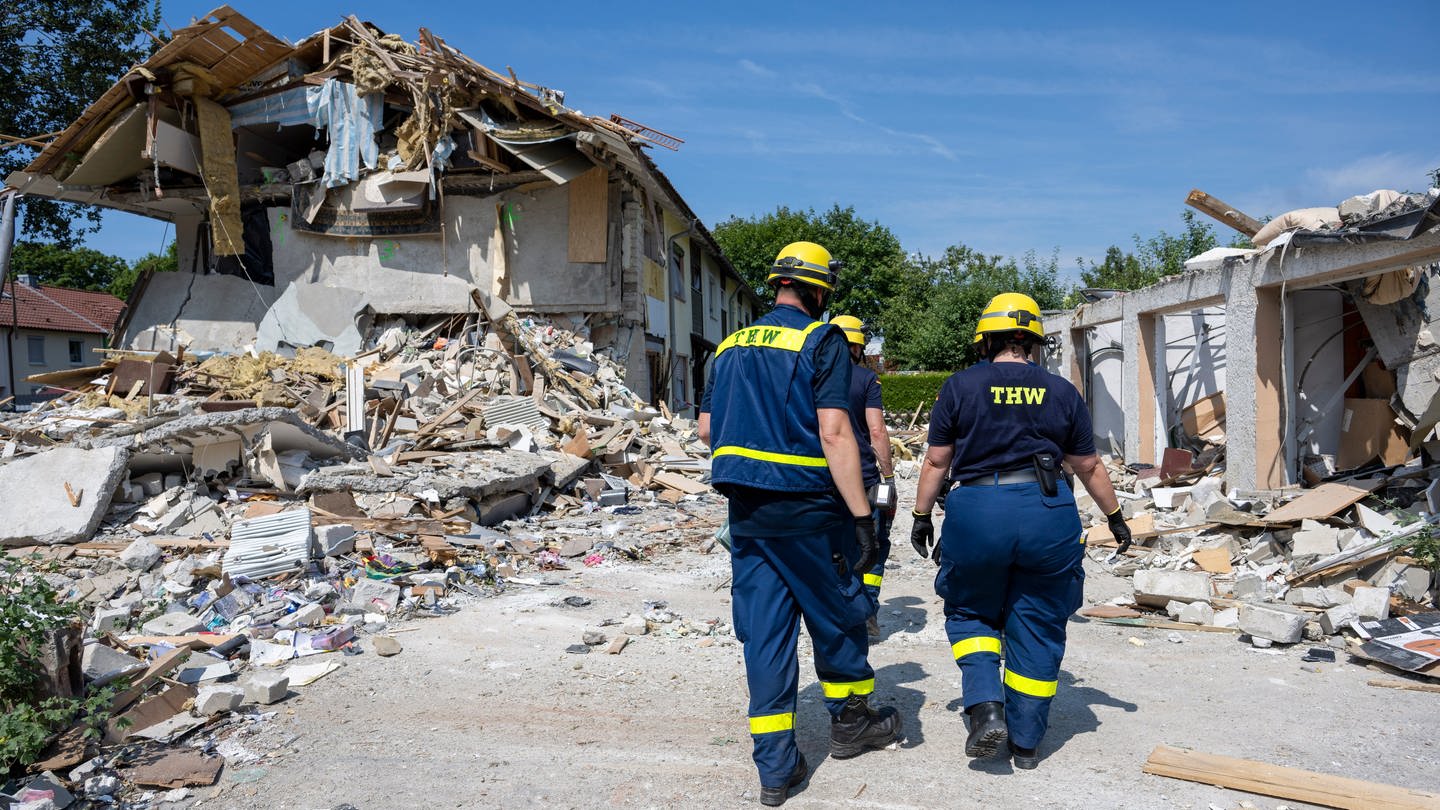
[0,446,129,546]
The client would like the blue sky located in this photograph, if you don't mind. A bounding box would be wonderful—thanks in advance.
[72,1,1440,278]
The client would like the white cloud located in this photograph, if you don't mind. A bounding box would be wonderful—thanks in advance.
[738,58,776,78]
[1304,152,1439,199]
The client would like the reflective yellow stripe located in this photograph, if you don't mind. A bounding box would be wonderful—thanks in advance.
[713,446,828,467]
[951,636,1002,660]
[1003,668,1058,698]
[748,712,794,734]
[862,573,883,587]
[715,321,828,357]
[819,678,874,699]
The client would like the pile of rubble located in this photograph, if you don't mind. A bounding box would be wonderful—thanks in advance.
[1080,452,1439,678]
[0,304,723,803]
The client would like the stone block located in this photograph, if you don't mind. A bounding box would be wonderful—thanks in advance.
[1133,569,1211,607]
[1370,561,1432,602]
[313,524,356,557]
[1238,602,1308,643]
[192,684,244,716]
[92,606,132,633]
[1232,572,1266,600]
[276,602,326,628]
[120,537,164,572]
[242,671,290,705]
[81,643,146,686]
[1212,607,1239,628]
[1350,586,1390,620]
[346,578,400,614]
[1285,587,1349,608]
[622,615,648,636]
[0,446,130,547]
[1177,601,1215,626]
[133,472,165,496]
[141,611,204,636]
[1319,603,1359,635]
[1289,525,1340,559]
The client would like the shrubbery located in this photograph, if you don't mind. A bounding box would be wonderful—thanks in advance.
[878,372,950,417]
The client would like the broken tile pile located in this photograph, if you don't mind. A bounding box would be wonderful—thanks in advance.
[0,307,725,799]
[1080,455,1440,678]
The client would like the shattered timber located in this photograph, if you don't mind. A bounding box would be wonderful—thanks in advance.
[0,4,1438,809]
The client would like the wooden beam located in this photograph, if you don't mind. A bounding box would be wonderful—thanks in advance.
[1142,744,1440,810]
[1186,189,1263,237]
[1368,679,1440,695]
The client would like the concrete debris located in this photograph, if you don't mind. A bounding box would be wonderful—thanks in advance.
[1239,602,1309,644]
[0,446,129,546]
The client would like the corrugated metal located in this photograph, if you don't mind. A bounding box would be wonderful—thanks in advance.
[482,396,549,433]
[223,508,312,579]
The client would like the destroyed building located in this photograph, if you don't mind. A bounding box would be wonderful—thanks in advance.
[1048,189,1440,491]
[4,5,760,415]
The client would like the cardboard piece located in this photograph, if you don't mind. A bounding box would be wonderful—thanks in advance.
[1180,393,1225,440]
[108,683,196,743]
[125,749,224,788]
[1191,547,1233,574]
[1338,398,1410,470]
[1263,479,1383,524]
[652,471,710,495]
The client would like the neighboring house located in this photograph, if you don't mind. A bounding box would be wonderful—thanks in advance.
[4,7,761,415]
[1,276,123,405]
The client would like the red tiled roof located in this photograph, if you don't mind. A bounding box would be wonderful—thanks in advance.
[0,281,124,335]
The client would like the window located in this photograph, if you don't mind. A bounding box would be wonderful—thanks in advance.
[69,340,84,364]
[27,336,44,365]
[672,355,689,409]
[709,276,718,317]
[670,244,686,302]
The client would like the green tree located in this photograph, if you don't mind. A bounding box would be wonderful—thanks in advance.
[1132,210,1220,279]
[10,241,129,291]
[0,1,162,246]
[880,245,1067,371]
[109,239,176,300]
[711,205,913,327]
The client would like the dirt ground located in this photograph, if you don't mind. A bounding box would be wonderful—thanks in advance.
[197,480,1439,810]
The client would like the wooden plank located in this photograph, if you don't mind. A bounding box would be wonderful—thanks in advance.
[108,646,192,713]
[1263,479,1384,524]
[1142,744,1440,810]
[1086,513,1156,546]
[568,166,609,263]
[1192,546,1234,574]
[1368,679,1440,695]
[1185,189,1264,237]
[1099,618,1237,634]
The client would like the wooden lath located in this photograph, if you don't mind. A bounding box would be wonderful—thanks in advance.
[24,5,292,176]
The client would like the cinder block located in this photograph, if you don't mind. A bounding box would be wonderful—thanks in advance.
[1319,603,1359,635]
[141,611,204,636]
[119,538,163,571]
[242,671,289,705]
[1232,572,1266,600]
[1285,587,1349,608]
[276,602,325,628]
[1133,569,1211,607]
[1212,607,1239,628]
[1238,602,1308,643]
[1350,586,1390,621]
[1289,526,1340,558]
[1178,601,1215,626]
[313,524,356,557]
[92,606,132,633]
[193,684,244,716]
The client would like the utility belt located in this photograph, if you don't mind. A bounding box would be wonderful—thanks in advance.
[950,453,1060,496]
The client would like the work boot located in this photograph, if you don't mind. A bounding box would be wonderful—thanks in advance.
[759,753,807,806]
[866,614,881,640]
[1008,741,1040,770]
[829,695,902,758]
[964,701,1007,758]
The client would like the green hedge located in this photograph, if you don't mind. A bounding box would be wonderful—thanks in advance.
[878,372,949,416]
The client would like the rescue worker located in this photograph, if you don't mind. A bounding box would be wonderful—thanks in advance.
[908,293,1130,770]
[699,242,902,806]
[830,315,897,639]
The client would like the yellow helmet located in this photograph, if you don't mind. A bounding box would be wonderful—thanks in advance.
[766,241,839,291]
[973,292,1044,343]
[830,315,866,346]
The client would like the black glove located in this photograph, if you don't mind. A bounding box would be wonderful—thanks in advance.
[855,517,879,575]
[1107,506,1132,554]
[910,511,938,564]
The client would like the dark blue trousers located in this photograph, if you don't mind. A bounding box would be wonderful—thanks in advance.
[863,507,893,614]
[933,480,1084,749]
[731,514,875,787]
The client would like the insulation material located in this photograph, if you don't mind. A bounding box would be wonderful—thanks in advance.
[195,97,243,255]
[1361,267,1420,305]
[568,167,609,263]
[1253,207,1341,248]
